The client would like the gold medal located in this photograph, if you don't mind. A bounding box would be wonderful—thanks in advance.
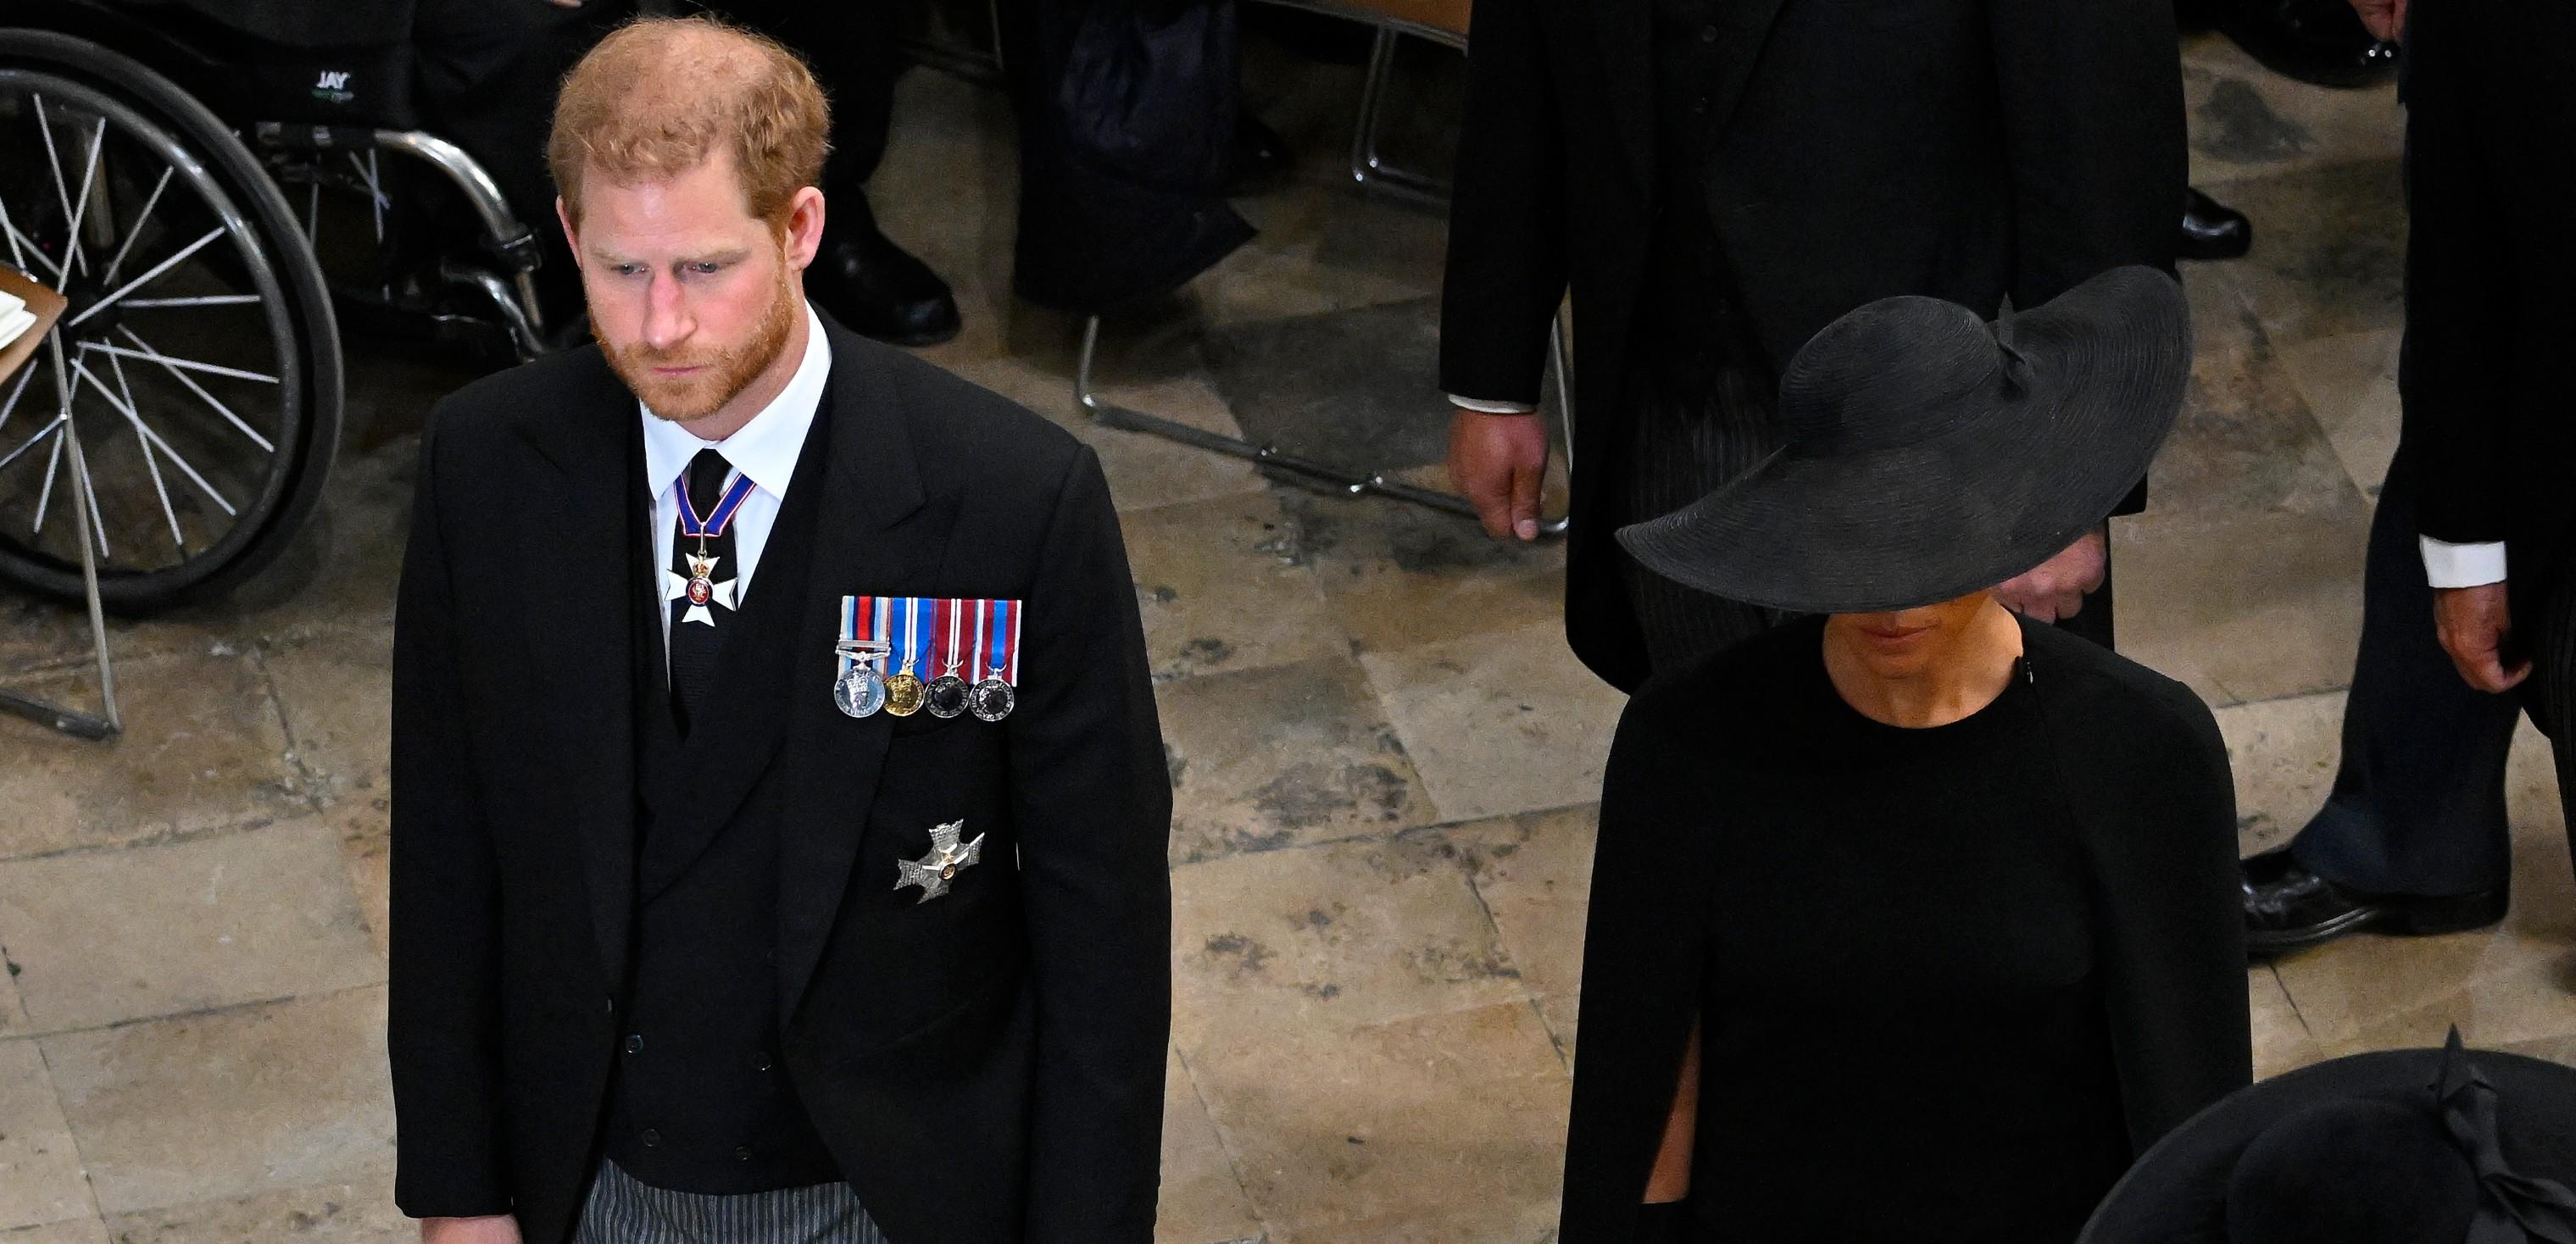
[884,672,925,716]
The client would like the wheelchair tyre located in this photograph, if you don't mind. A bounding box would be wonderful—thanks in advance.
[0,28,342,612]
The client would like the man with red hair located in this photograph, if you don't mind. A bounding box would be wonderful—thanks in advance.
[387,18,1171,1244]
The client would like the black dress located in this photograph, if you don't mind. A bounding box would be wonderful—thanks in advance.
[1559,617,2251,1243]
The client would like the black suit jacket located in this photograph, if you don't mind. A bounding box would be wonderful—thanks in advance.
[1438,0,2184,691]
[2398,0,2576,627]
[388,322,1172,1243]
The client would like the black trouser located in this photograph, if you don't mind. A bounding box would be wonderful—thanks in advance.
[695,0,904,199]
[2289,434,2523,897]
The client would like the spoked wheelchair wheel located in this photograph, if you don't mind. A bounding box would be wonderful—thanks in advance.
[0,29,341,612]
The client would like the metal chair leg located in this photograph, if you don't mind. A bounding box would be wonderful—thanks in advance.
[1074,315,1570,535]
[0,340,122,741]
[1346,25,1452,208]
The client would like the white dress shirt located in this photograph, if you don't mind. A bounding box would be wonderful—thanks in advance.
[2421,536,2508,589]
[643,301,833,658]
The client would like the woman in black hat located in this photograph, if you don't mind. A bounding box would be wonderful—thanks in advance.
[1561,266,2252,1243]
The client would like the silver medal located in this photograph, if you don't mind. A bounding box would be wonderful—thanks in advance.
[835,666,887,718]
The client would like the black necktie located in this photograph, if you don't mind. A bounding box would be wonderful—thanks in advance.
[667,447,741,734]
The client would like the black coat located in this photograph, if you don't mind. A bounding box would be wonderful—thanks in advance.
[1438,0,2184,691]
[2399,0,2576,632]
[387,322,1172,1244]
[1562,622,2251,1241]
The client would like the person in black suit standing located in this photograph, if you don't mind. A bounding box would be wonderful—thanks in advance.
[389,18,1170,1244]
[2243,0,2576,952]
[1438,0,2184,691]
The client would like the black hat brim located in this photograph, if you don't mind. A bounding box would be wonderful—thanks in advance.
[1616,268,2192,615]
[2078,1047,2576,1244]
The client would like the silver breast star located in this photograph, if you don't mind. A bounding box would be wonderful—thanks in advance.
[894,819,984,903]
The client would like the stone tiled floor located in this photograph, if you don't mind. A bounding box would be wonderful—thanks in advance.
[3,26,2572,1244]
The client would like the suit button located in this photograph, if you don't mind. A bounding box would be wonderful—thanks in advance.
[625,1035,644,1054]
[640,1129,661,1147]
[1699,23,1719,42]
[736,1147,754,1162]
[605,997,616,1014]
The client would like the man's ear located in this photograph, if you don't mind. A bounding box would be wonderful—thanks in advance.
[555,196,581,268]
[782,186,826,274]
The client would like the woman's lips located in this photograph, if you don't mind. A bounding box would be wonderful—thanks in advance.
[1858,623,1933,643]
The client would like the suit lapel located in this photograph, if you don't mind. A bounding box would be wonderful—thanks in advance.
[774,327,954,1024]
[1595,0,1655,197]
[515,357,647,986]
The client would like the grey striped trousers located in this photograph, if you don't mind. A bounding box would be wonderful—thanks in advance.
[1616,344,1787,676]
[572,1160,893,1244]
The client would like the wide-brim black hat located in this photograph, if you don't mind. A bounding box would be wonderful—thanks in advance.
[1617,265,2192,614]
[2079,1041,2576,1244]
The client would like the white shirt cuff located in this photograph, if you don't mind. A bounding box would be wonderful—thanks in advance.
[2421,537,2507,588]
[1449,394,1539,414]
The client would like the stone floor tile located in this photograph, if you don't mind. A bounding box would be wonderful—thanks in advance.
[1122,493,1342,685]
[188,432,419,646]
[2201,160,2406,349]
[257,631,392,827]
[0,598,234,683]
[1155,658,1434,865]
[2271,897,2576,1054]
[944,357,1268,515]
[2114,506,2368,707]
[1157,1047,1261,1244]
[2250,964,2323,1080]
[0,1219,108,1244]
[1170,836,1527,1047]
[2213,691,2345,857]
[1435,808,1597,1023]
[44,986,392,1216]
[0,1039,96,1231]
[2278,329,2401,498]
[337,829,389,964]
[0,819,380,1034]
[1282,491,1567,655]
[1360,625,1626,825]
[0,650,302,860]
[2154,267,2367,528]
[97,1158,404,1243]
[1205,298,1449,474]
[1185,1002,1569,1244]
[2181,35,2403,183]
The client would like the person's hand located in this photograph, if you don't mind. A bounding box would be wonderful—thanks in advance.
[421,1215,523,1244]
[2434,582,2531,693]
[2347,0,2407,42]
[1447,407,1549,541]
[1992,530,2108,623]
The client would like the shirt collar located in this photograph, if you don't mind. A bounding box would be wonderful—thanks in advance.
[639,300,832,504]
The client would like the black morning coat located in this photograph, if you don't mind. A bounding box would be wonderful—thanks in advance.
[387,319,1172,1244]
[2398,0,2576,632]
[1437,0,2186,692]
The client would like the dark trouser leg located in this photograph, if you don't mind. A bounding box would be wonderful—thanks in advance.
[2289,436,2521,897]
[411,0,620,326]
[707,0,900,194]
[2540,544,2576,905]
[1615,353,1783,676]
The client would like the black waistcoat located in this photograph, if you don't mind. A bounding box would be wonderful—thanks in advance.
[604,392,842,1194]
[1639,0,1766,390]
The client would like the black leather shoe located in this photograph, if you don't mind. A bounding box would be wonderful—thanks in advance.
[2181,186,2253,261]
[2242,847,2508,956]
[804,198,960,348]
[2204,0,2399,89]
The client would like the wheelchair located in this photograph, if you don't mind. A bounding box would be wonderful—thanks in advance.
[0,0,555,612]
